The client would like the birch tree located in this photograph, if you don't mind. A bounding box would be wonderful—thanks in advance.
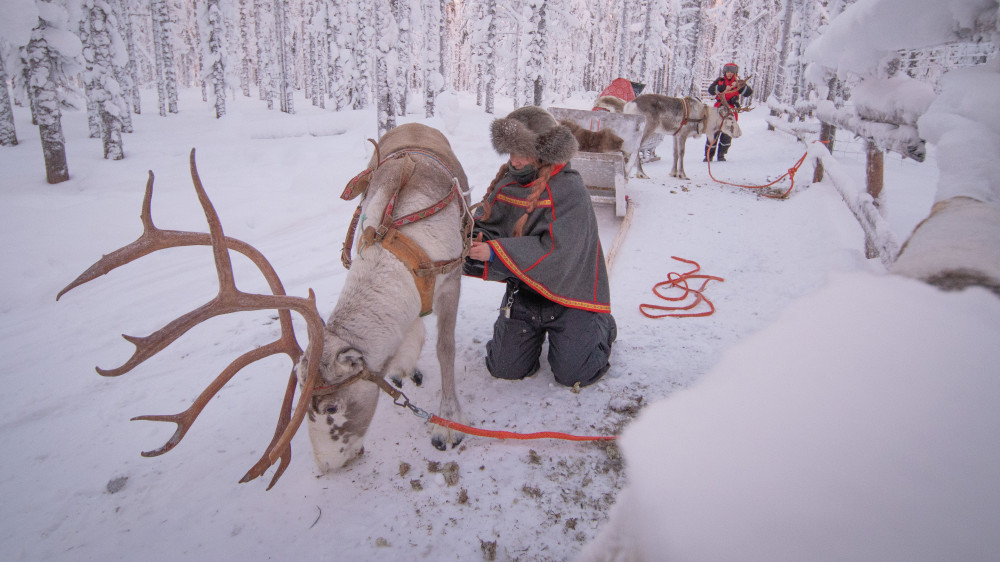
[82,0,128,159]
[78,17,102,139]
[423,0,442,116]
[526,0,546,105]
[375,0,398,138]
[255,0,276,108]
[238,0,252,97]
[483,0,497,113]
[1,47,20,146]
[274,0,294,113]
[26,3,79,183]
[118,0,141,114]
[201,0,227,118]
[393,0,412,115]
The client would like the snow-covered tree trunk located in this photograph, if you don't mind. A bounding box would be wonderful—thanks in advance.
[254,0,273,108]
[151,0,168,116]
[527,0,547,106]
[79,16,103,139]
[0,55,18,146]
[26,19,69,183]
[393,0,411,116]
[83,0,127,159]
[151,0,179,113]
[274,0,294,113]
[189,1,207,102]
[768,0,795,130]
[375,0,397,138]
[484,0,497,114]
[616,0,626,78]
[330,0,353,110]
[203,0,227,118]
[238,0,252,97]
[423,0,441,117]
[438,0,448,89]
[120,0,141,115]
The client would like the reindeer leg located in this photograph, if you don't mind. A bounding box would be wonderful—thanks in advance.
[676,133,688,180]
[636,156,650,179]
[387,319,426,388]
[431,269,465,450]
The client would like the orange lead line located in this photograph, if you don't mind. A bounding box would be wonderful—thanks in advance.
[640,257,725,318]
[429,416,616,441]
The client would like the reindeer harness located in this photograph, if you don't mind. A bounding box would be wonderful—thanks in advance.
[340,147,472,317]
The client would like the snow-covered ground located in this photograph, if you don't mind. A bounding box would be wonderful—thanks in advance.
[1,87,996,561]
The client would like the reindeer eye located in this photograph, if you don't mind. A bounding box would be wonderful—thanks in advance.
[325,405,338,415]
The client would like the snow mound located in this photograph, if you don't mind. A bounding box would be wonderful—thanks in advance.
[581,272,1000,561]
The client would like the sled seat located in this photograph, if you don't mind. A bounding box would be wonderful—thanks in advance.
[546,107,647,217]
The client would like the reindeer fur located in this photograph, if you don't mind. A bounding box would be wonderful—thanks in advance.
[621,94,742,180]
[297,123,468,472]
[559,119,626,157]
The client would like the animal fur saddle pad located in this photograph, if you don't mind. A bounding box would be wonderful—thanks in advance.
[341,123,469,201]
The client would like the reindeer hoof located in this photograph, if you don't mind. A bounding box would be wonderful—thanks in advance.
[412,369,423,387]
[390,375,403,388]
[431,436,447,451]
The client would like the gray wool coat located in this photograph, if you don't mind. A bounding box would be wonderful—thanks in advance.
[470,164,611,314]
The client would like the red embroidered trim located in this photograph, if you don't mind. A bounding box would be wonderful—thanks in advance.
[489,241,611,313]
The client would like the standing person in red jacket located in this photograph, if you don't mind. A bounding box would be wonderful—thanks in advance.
[704,62,753,162]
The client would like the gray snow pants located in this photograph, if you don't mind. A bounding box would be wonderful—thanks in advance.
[485,284,616,387]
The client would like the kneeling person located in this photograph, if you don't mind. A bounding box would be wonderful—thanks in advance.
[464,106,617,388]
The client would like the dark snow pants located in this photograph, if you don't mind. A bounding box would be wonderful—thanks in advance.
[485,284,616,387]
[705,131,732,160]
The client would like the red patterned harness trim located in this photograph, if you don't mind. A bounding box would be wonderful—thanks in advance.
[378,149,463,229]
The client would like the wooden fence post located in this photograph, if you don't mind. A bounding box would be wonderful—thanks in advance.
[865,139,885,258]
[814,121,836,183]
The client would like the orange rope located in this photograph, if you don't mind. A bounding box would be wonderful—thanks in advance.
[705,143,809,199]
[640,256,725,318]
[429,415,616,441]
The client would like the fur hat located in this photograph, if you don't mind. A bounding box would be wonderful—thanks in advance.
[490,106,578,164]
[722,62,739,75]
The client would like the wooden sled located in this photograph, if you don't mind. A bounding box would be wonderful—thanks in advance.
[546,107,647,217]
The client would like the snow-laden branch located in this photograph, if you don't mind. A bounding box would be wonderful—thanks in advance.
[808,143,901,267]
[815,100,925,161]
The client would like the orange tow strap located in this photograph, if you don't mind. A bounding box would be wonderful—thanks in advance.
[640,256,725,318]
[430,415,616,442]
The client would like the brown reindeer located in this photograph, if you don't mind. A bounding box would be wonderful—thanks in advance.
[57,123,471,488]
[596,94,742,180]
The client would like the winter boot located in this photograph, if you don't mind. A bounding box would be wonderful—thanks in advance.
[716,134,731,161]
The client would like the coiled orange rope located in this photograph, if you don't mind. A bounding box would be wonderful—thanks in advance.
[640,256,725,318]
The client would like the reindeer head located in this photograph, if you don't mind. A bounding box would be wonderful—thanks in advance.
[705,104,743,139]
[296,346,380,473]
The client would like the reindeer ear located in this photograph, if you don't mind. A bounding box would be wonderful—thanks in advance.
[336,348,365,375]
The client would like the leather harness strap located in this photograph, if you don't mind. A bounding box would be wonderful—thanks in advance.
[341,149,470,317]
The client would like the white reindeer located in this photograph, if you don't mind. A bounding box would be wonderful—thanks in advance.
[57,123,470,488]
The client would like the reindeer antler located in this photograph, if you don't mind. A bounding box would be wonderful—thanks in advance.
[58,149,326,489]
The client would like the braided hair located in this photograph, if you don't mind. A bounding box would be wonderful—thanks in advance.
[476,161,557,238]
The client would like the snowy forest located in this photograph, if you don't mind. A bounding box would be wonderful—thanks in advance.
[1,0,936,182]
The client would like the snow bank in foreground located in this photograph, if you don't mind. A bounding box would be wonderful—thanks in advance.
[580,272,1000,561]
